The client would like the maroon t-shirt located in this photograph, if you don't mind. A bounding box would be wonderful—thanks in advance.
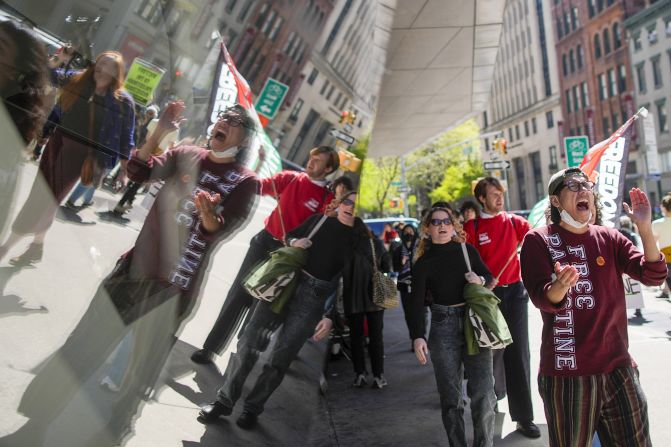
[126,146,259,297]
[521,224,667,376]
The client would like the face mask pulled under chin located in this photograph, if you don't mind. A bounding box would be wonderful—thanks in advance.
[210,146,239,159]
[560,208,591,228]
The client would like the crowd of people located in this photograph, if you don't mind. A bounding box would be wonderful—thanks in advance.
[1,20,670,447]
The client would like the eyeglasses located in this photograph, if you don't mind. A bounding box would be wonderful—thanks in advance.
[217,112,251,128]
[341,198,355,206]
[430,218,452,226]
[564,180,595,192]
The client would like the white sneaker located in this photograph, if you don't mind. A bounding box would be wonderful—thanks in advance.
[371,376,387,389]
[100,376,120,392]
[353,374,367,388]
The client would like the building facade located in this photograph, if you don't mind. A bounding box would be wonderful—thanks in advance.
[625,0,671,204]
[481,0,563,211]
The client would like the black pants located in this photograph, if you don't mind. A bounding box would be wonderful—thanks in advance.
[117,181,142,208]
[399,284,413,340]
[492,281,534,422]
[202,229,282,353]
[348,310,385,377]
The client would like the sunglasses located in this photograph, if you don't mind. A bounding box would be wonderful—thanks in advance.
[430,218,453,226]
[341,198,355,206]
[564,180,595,192]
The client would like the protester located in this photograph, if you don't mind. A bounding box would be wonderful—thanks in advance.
[520,168,667,446]
[652,194,671,298]
[325,175,354,216]
[344,216,391,388]
[198,192,357,430]
[381,222,399,251]
[1,101,259,446]
[190,145,339,364]
[463,177,539,438]
[459,200,480,223]
[0,49,135,265]
[410,206,495,446]
[0,21,49,234]
[392,222,421,348]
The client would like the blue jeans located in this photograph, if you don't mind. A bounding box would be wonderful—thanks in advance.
[429,304,495,447]
[217,272,336,415]
[68,181,96,205]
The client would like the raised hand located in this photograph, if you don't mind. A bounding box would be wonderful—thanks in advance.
[154,101,187,140]
[194,191,223,233]
[623,188,652,231]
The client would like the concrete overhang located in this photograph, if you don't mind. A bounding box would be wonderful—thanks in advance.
[368,0,506,158]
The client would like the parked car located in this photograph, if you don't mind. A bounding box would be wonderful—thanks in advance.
[364,217,419,238]
[510,209,531,220]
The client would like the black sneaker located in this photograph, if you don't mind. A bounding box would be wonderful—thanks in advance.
[236,410,258,430]
[197,401,232,423]
[9,243,43,266]
[516,420,541,439]
[191,348,215,364]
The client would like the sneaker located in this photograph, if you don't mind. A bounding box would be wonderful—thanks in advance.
[656,291,669,299]
[634,309,643,318]
[371,375,387,389]
[65,200,77,209]
[100,376,120,392]
[353,374,367,388]
[9,243,43,266]
[516,420,541,439]
[197,401,232,423]
[80,201,95,209]
[191,348,215,364]
[236,410,258,430]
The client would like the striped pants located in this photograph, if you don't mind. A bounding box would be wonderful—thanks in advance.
[538,367,651,447]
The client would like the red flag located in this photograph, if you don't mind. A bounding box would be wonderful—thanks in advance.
[579,113,639,180]
[221,43,254,111]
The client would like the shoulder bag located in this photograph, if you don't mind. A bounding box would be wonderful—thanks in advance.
[370,238,399,309]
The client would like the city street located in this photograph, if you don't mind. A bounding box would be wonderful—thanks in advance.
[1,162,671,446]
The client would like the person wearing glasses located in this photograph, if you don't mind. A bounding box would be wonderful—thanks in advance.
[3,101,260,446]
[409,207,495,446]
[190,141,339,364]
[463,177,540,439]
[520,168,667,447]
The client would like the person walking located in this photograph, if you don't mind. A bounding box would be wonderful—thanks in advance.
[392,222,421,349]
[463,177,540,438]
[520,168,667,446]
[652,194,671,298]
[198,192,357,430]
[190,145,339,364]
[410,206,496,446]
[0,49,135,265]
[1,101,259,446]
[344,216,391,389]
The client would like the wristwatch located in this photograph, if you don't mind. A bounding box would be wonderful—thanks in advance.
[479,275,486,285]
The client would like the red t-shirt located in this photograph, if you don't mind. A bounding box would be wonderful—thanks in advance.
[463,213,530,285]
[521,224,668,376]
[260,171,334,240]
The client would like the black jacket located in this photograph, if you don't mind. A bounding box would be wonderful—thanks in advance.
[343,235,391,314]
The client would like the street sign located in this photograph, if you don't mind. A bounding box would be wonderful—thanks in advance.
[397,186,411,193]
[391,181,402,186]
[331,129,355,145]
[564,136,590,168]
[483,160,511,170]
[255,78,289,120]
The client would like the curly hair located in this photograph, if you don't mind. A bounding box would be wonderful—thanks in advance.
[1,21,49,143]
[416,207,465,259]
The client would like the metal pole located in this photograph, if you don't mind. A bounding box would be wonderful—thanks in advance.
[502,167,510,209]
[401,157,410,217]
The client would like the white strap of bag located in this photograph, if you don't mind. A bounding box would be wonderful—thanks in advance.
[460,242,472,272]
[306,214,329,241]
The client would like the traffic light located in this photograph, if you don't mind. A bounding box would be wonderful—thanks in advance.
[347,111,356,125]
[493,138,508,155]
[339,111,350,124]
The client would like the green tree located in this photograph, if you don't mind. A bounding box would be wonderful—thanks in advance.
[358,156,401,216]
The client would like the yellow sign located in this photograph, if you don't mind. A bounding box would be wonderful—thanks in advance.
[124,58,165,106]
[338,149,362,173]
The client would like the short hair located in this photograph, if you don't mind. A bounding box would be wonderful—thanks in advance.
[459,200,480,217]
[662,194,671,213]
[430,201,452,211]
[474,177,504,207]
[310,145,340,171]
[332,175,353,192]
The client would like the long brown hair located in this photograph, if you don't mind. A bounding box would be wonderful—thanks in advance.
[59,51,126,111]
[416,207,465,259]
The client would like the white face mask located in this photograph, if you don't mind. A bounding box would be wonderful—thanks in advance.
[210,146,239,159]
[560,209,591,228]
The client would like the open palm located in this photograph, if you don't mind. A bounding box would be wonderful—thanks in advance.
[623,188,651,227]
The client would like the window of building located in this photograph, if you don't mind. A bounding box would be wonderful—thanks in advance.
[532,117,537,134]
[577,45,584,69]
[326,85,335,100]
[524,121,530,137]
[320,79,330,95]
[657,99,668,132]
[225,0,238,14]
[606,0,614,5]
[549,145,558,169]
[636,62,646,93]
[611,113,618,130]
[237,0,254,22]
[598,73,607,100]
[602,117,610,135]
[557,17,563,40]
[562,54,568,76]
[566,89,572,113]
[594,34,602,59]
[307,68,318,85]
[515,124,521,140]
[288,99,303,122]
[597,0,604,12]
[588,0,596,18]
[617,64,627,92]
[603,29,611,55]
[652,56,662,88]
[564,12,571,36]
[334,92,342,106]
[509,127,514,142]
[136,0,162,25]
[608,68,617,97]
[546,110,554,128]
[579,82,588,109]
[633,31,642,51]
[573,85,580,110]
[571,7,579,30]
[261,9,277,34]
[665,16,671,37]
[648,24,658,45]
[569,49,576,73]
[268,16,284,41]
[613,23,622,49]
